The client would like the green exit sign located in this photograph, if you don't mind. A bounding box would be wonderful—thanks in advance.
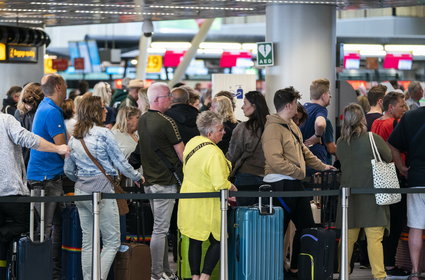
[257,42,274,67]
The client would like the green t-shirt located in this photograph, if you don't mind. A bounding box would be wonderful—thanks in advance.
[138,110,182,186]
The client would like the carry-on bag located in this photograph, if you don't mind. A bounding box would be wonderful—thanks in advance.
[61,204,83,280]
[176,231,219,280]
[9,189,53,280]
[114,195,151,280]
[229,184,284,280]
[298,227,336,280]
[126,192,153,243]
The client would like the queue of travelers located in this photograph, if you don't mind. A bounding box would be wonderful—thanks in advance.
[0,73,424,280]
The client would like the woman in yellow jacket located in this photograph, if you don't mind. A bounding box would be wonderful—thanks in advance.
[178,111,237,280]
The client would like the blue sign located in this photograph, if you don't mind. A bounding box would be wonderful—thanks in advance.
[235,86,243,99]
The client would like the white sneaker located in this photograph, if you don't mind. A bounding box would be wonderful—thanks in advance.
[162,272,178,280]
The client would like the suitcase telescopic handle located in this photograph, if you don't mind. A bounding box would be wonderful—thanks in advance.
[258,184,273,215]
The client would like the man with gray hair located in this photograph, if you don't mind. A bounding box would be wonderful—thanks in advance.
[165,86,200,144]
[137,82,183,280]
[406,81,424,111]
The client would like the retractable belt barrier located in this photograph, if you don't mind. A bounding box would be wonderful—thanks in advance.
[2,187,424,280]
[0,187,424,203]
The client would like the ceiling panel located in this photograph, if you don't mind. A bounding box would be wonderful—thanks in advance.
[0,0,423,27]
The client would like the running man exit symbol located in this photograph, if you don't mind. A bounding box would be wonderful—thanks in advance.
[257,42,274,67]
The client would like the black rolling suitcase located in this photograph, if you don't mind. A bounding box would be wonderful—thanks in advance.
[298,228,336,280]
[298,171,339,280]
[8,189,53,280]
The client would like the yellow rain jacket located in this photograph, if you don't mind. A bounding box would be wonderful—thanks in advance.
[177,136,232,241]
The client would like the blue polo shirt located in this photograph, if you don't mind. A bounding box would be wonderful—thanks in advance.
[300,102,328,163]
[27,97,66,181]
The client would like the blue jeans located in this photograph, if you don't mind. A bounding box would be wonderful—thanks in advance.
[144,184,177,279]
[75,189,121,280]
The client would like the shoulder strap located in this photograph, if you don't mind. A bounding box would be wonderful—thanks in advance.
[140,114,182,185]
[279,123,301,144]
[184,142,214,165]
[80,139,117,186]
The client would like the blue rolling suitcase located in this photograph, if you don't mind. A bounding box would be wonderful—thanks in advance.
[8,189,53,280]
[229,185,284,280]
[61,204,83,280]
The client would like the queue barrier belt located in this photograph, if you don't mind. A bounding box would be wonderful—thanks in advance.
[1,187,425,203]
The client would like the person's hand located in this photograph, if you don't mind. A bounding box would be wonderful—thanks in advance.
[230,184,238,192]
[304,135,321,147]
[399,166,409,178]
[57,144,70,156]
[135,176,145,188]
[228,196,237,205]
[324,165,337,171]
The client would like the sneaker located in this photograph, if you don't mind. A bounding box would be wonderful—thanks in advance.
[386,267,409,276]
[162,272,178,280]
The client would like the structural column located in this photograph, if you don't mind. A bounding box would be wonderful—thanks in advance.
[265,4,336,120]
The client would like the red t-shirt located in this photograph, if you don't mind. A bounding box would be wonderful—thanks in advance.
[371,118,397,141]
[371,117,406,164]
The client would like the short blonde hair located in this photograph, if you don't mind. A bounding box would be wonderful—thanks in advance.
[112,106,141,133]
[196,111,223,136]
[93,82,112,105]
[212,96,236,123]
[310,78,330,100]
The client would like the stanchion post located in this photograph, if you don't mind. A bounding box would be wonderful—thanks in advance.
[92,192,101,280]
[340,187,350,280]
[220,189,229,280]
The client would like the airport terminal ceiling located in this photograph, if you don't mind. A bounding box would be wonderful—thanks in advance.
[0,0,424,27]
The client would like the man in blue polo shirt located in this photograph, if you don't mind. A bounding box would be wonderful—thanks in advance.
[27,74,67,280]
[300,79,332,174]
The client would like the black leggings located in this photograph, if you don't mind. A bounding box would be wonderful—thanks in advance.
[189,234,220,276]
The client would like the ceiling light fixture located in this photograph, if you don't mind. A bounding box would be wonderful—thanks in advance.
[30,2,140,8]
[149,5,254,11]
[384,44,425,56]
[75,10,174,16]
[343,44,384,52]
[0,19,43,24]
[0,8,67,13]
[231,0,344,4]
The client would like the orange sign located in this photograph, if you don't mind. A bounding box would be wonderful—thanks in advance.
[74,57,85,70]
[52,58,68,71]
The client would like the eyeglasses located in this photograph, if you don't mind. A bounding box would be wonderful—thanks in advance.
[157,93,172,99]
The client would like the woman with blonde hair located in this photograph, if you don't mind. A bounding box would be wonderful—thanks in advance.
[137,88,149,114]
[64,95,143,280]
[210,95,237,153]
[14,82,44,167]
[112,106,141,159]
[93,82,116,129]
[336,103,391,280]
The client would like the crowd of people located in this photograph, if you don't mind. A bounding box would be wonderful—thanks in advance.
[0,73,424,280]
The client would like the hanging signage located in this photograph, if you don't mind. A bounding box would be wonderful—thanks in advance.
[219,51,252,68]
[343,53,360,69]
[383,54,413,70]
[74,57,85,70]
[256,42,274,67]
[146,55,162,73]
[163,50,186,68]
[52,58,69,71]
[0,45,38,63]
[0,43,6,61]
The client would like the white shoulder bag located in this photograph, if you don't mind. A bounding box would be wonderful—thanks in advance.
[369,132,401,205]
